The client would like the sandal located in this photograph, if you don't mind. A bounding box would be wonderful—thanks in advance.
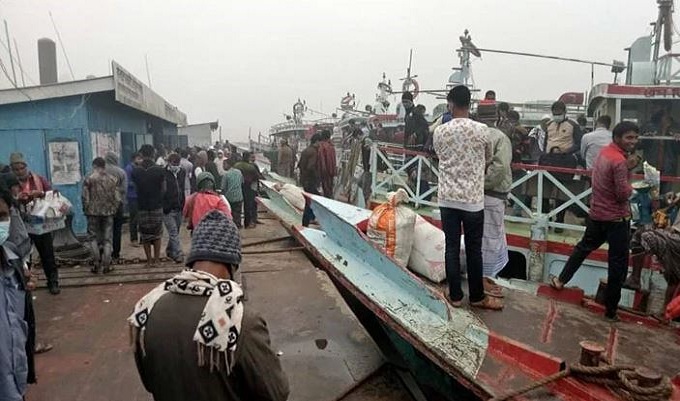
[35,342,53,354]
[448,297,463,308]
[483,278,504,298]
[549,275,564,291]
[470,296,504,311]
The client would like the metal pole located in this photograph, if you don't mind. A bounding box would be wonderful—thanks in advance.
[4,21,17,85]
[144,54,152,88]
[12,38,24,87]
[475,47,620,68]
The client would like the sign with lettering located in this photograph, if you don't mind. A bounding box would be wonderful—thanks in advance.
[112,61,187,125]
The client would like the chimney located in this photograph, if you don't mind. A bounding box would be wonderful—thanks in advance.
[37,38,57,85]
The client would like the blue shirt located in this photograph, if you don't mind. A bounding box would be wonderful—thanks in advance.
[221,169,244,203]
[0,247,27,401]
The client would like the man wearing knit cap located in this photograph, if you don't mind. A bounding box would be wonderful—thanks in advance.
[183,172,231,231]
[130,211,289,401]
[9,152,60,294]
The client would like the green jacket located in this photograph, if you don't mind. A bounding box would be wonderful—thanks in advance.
[484,127,513,199]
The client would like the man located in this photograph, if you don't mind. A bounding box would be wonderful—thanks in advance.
[125,152,143,246]
[205,150,221,181]
[234,152,262,229]
[580,115,613,169]
[83,157,121,274]
[10,152,60,294]
[0,182,36,401]
[184,172,231,231]
[398,91,415,119]
[404,104,429,152]
[640,104,680,194]
[540,101,583,229]
[482,127,513,295]
[162,154,186,263]
[277,139,294,178]
[192,151,208,193]
[105,152,127,262]
[480,90,496,104]
[179,149,193,198]
[132,145,166,268]
[577,114,590,134]
[550,121,640,322]
[130,210,289,401]
[433,86,501,310]
[317,130,337,198]
[215,150,226,177]
[298,134,321,227]
[221,158,244,228]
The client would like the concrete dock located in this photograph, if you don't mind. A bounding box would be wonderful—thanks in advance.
[27,210,411,401]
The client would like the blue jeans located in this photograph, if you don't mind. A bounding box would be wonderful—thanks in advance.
[163,211,184,260]
[440,207,485,303]
[87,215,114,270]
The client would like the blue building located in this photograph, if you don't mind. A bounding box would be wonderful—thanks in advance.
[0,61,187,234]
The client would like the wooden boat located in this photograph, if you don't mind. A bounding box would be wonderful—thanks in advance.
[259,193,680,400]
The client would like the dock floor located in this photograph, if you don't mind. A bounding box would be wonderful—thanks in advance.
[26,211,411,401]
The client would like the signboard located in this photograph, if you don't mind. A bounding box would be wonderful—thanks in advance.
[112,61,188,125]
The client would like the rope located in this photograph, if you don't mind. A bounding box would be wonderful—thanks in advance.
[489,361,673,401]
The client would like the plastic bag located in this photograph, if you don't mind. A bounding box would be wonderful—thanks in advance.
[26,190,72,218]
[367,189,416,267]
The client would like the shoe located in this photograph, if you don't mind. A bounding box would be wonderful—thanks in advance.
[48,284,61,295]
[605,314,620,323]
[173,257,184,264]
[35,342,54,354]
[554,228,564,234]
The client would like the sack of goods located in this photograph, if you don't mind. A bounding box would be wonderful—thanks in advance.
[408,215,446,282]
[278,183,306,211]
[367,189,416,268]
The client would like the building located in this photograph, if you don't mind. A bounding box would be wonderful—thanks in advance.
[179,121,218,148]
[0,61,188,234]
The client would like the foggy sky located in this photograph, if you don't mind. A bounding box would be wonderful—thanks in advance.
[0,0,667,142]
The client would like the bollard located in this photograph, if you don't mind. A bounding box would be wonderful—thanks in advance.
[579,341,605,366]
[636,367,663,388]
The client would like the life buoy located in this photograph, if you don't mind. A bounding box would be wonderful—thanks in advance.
[402,78,420,99]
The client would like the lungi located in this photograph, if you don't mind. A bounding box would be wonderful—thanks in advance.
[482,195,509,278]
[138,208,164,244]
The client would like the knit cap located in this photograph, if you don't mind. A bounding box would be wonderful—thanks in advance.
[9,152,26,166]
[186,210,241,268]
[196,172,215,191]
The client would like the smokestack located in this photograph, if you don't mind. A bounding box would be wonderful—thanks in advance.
[37,38,57,85]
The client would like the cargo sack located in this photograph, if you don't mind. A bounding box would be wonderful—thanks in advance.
[367,189,416,268]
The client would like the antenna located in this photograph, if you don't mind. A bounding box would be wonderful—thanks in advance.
[13,38,25,87]
[49,11,75,80]
[145,54,152,88]
[3,21,16,85]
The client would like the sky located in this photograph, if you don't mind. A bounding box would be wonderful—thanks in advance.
[0,0,668,142]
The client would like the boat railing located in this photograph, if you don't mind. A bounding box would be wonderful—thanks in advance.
[369,143,680,233]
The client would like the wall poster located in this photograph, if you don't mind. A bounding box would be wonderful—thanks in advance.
[48,141,81,185]
[91,131,121,159]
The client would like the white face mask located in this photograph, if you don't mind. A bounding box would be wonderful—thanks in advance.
[0,221,10,245]
[553,114,566,123]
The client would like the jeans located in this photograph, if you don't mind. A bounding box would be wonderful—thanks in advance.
[440,207,485,303]
[302,181,319,227]
[28,232,58,287]
[243,185,257,227]
[112,204,123,258]
[557,218,630,318]
[87,215,114,269]
[163,210,184,260]
[128,198,139,242]
[229,200,243,228]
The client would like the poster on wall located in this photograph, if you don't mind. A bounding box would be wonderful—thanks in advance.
[48,142,81,185]
[91,132,121,159]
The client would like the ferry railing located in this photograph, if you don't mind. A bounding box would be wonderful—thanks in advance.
[370,143,439,208]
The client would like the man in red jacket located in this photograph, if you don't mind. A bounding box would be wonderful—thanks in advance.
[550,121,639,321]
[316,130,336,198]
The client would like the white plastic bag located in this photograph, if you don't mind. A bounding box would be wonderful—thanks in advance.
[27,190,72,218]
[367,189,416,267]
[279,184,306,211]
[408,216,467,283]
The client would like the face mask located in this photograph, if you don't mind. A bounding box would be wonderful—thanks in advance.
[553,114,566,123]
[0,221,10,245]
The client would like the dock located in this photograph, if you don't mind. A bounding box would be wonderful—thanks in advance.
[28,209,412,401]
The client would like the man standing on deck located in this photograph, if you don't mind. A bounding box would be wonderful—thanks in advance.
[317,130,337,198]
[580,115,612,169]
[299,134,321,227]
[550,121,640,322]
[433,86,502,311]
[278,139,295,178]
[221,158,244,228]
[132,145,166,268]
[162,153,186,263]
[179,149,193,198]
[234,152,262,229]
[482,127,513,296]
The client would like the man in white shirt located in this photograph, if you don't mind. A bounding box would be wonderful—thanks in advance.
[433,85,502,310]
[580,115,613,169]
